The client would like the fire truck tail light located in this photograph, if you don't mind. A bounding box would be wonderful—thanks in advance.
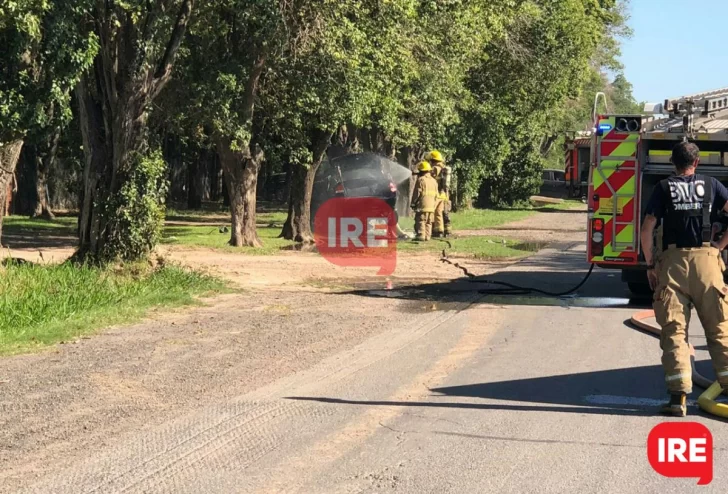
[591,218,604,257]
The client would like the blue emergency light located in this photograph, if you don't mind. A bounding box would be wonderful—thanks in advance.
[598,123,613,132]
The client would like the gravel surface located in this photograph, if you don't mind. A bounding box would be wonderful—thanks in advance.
[0,207,590,492]
[456,206,587,244]
[0,290,450,492]
[14,244,725,493]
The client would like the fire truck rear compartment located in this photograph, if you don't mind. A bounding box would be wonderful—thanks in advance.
[619,140,728,294]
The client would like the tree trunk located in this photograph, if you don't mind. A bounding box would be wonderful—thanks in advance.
[327,124,359,160]
[187,151,203,210]
[75,71,113,259]
[0,139,24,246]
[210,151,222,202]
[222,170,230,207]
[281,132,332,243]
[211,50,266,246]
[540,134,558,157]
[282,162,292,205]
[75,0,194,262]
[32,126,61,219]
[217,139,262,247]
[77,68,166,260]
[396,146,417,218]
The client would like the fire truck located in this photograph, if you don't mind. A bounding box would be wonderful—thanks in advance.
[587,87,728,294]
[564,131,592,198]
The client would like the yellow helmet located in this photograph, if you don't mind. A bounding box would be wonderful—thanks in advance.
[417,161,432,172]
[428,150,444,163]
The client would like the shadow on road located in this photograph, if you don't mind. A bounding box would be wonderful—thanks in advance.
[288,363,724,418]
[337,263,651,310]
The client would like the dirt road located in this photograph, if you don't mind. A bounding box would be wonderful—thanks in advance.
[4,206,586,289]
[10,242,728,493]
[1,207,598,492]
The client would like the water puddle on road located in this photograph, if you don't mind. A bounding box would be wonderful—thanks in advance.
[584,395,699,407]
[478,294,639,309]
[310,275,648,311]
[510,241,549,252]
[355,285,642,309]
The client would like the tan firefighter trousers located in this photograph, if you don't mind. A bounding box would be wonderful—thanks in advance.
[433,198,452,236]
[654,245,728,394]
[415,212,434,241]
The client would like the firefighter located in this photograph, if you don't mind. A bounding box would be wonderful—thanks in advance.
[428,150,452,237]
[641,141,728,417]
[411,161,438,241]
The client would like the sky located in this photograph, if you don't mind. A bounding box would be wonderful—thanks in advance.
[620,0,728,104]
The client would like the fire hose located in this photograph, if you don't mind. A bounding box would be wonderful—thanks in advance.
[631,310,728,417]
[438,240,595,296]
[439,242,728,417]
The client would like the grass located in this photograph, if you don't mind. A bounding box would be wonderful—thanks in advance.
[0,263,226,355]
[396,208,531,231]
[535,199,585,211]
[3,198,581,258]
[396,236,545,259]
[166,201,288,226]
[154,201,573,258]
[160,224,539,259]
[398,200,583,232]
[162,225,295,254]
[3,216,76,235]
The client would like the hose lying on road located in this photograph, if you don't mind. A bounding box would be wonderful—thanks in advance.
[439,240,596,297]
[631,310,728,416]
[439,239,728,416]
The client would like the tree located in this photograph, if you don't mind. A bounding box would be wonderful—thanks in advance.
[452,0,631,207]
[273,0,404,242]
[179,0,358,247]
[178,1,294,247]
[29,106,61,219]
[609,73,641,113]
[0,1,97,243]
[75,0,194,262]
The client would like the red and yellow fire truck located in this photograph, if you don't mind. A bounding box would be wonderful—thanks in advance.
[587,87,728,294]
[564,131,592,199]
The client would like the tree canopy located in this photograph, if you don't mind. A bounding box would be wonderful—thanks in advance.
[1,0,640,257]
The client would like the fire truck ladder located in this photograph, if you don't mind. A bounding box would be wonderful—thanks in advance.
[660,87,728,135]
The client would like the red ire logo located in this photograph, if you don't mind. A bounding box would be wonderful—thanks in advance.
[314,197,397,275]
[647,422,713,485]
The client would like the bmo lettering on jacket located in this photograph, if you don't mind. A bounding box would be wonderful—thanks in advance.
[314,197,397,275]
[670,180,707,211]
[647,422,713,485]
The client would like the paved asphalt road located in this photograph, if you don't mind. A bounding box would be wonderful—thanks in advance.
[22,244,728,493]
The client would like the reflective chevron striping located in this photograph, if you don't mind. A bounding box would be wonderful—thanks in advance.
[590,116,641,264]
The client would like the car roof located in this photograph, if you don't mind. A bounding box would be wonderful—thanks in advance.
[329,152,388,168]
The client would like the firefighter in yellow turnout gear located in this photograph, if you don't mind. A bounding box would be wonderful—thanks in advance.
[428,150,452,237]
[641,142,728,417]
[411,161,439,241]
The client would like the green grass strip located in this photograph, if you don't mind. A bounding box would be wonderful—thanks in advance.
[0,263,225,356]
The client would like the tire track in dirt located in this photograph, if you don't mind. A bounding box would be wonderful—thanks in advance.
[256,302,504,493]
[21,294,483,493]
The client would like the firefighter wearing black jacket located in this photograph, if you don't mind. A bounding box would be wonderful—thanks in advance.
[641,141,728,417]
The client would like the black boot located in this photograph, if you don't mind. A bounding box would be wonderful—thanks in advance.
[659,393,687,417]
